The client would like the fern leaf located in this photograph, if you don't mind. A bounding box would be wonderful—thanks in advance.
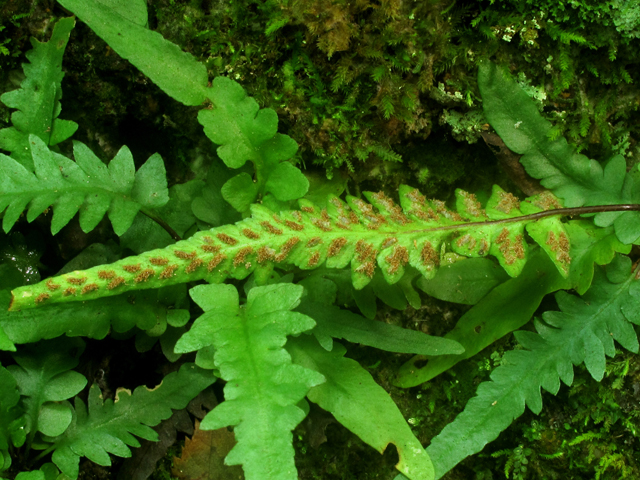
[395,220,632,386]
[565,221,631,295]
[9,184,574,311]
[51,363,214,479]
[425,255,640,478]
[7,338,86,440]
[479,62,640,244]
[198,77,286,168]
[395,247,568,388]
[0,18,78,170]
[0,287,189,346]
[288,336,434,480]
[198,77,304,212]
[371,65,388,82]
[174,284,325,480]
[58,0,304,214]
[57,0,208,106]
[0,136,169,235]
[296,300,464,355]
[0,365,24,472]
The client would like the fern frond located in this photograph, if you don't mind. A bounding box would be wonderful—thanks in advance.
[175,284,324,480]
[198,77,299,171]
[0,18,78,170]
[425,255,640,477]
[0,286,190,347]
[0,365,24,470]
[7,338,86,440]
[0,136,169,235]
[50,363,214,479]
[479,62,640,244]
[57,0,305,214]
[331,65,351,92]
[288,336,434,480]
[10,185,574,311]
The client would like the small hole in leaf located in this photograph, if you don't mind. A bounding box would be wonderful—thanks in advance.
[412,358,428,369]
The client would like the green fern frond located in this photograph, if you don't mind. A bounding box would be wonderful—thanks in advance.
[288,336,434,480]
[579,113,591,137]
[479,62,640,244]
[9,185,574,311]
[362,46,384,59]
[425,255,640,477]
[0,136,169,235]
[491,449,512,458]
[175,284,324,480]
[265,16,289,36]
[0,287,189,348]
[0,18,78,170]
[331,65,350,92]
[199,76,299,172]
[547,23,589,45]
[50,363,214,478]
[57,0,303,215]
[569,431,603,446]
[619,66,632,83]
[7,338,86,441]
[0,365,24,470]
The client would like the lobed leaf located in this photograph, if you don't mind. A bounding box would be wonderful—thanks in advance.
[51,363,214,479]
[395,219,631,388]
[425,255,640,478]
[10,184,573,311]
[175,283,325,480]
[119,180,204,254]
[0,136,169,235]
[7,338,86,441]
[288,336,434,480]
[58,0,304,215]
[190,161,243,227]
[0,365,24,472]
[0,18,78,170]
[200,78,303,212]
[565,221,631,294]
[479,61,640,244]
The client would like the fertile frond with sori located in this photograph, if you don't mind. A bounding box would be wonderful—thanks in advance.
[425,255,640,477]
[9,184,574,311]
[0,286,190,349]
[0,135,169,235]
[175,284,325,480]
